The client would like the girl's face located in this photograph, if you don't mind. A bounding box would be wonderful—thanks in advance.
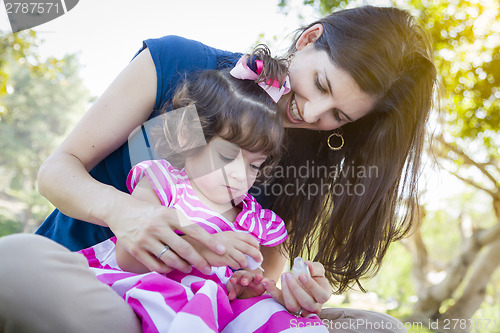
[278,24,376,131]
[184,137,267,209]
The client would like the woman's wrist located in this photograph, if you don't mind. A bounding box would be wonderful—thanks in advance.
[89,184,130,229]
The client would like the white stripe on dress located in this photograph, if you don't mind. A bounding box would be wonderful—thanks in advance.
[128,287,177,331]
[220,297,287,333]
[261,231,288,246]
[153,160,177,204]
[145,167,169,204]
[92,239,120,269]
[168,312,216,333]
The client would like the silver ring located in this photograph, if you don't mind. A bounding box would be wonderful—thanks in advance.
[293,308,303,318]
[157,245,170,259]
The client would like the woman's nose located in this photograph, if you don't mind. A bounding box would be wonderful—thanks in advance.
[302,102,323,124]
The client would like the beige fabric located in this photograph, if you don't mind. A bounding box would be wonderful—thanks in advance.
[0,234,141,333]
[0,233,406,333]
[318,308,408,333]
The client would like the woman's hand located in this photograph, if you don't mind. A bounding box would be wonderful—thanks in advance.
[262,261,332,317]
[184,231,263,271]
[114,202,229,275]
[113,177,227,275]
[226,270,266,300]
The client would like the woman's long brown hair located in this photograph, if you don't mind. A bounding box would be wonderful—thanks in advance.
[270,6,437,293]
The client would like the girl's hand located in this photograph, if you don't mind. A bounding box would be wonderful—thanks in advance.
[184,231,263,271]
[262,261,332,317]
[226,270,266,300]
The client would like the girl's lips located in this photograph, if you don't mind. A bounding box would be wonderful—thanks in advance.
[286,96,304,124]
[224,185,240,193]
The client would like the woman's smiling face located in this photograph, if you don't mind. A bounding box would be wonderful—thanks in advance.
[278,24,376,131]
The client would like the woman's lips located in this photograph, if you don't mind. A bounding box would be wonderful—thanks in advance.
[287,96,304,123]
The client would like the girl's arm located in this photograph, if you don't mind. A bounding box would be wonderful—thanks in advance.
[261,244,287,281]
[38,48,224,275]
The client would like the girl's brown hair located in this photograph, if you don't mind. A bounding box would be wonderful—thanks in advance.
[155,45,288,181]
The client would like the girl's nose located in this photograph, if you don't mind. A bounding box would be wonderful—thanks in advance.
[226,154,247,182]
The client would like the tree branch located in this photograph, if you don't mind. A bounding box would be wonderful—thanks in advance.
[436,136,500,188]
[429,223,500,301]
[442,239,500,322]
[448,169,496,197]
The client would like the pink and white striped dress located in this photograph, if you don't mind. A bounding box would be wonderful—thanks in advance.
[79,160,327,332]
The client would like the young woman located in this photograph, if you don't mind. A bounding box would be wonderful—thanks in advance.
[0,5,435,333]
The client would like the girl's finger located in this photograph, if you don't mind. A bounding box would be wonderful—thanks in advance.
[223,253,242,271]
[235,243,263,265]
[235,233,260,249]
[253,273,264,283]
[226,281,238,300]
[229,272,245,285]
[262,278,284,306]
[240,270,260,286]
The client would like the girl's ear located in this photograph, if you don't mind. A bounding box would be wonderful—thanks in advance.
[296,23,325,51]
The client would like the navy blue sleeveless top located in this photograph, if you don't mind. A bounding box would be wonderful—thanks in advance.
[36,36,245,250]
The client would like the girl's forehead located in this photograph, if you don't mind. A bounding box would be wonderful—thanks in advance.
[209,137,239,152]
[209,137,268,160]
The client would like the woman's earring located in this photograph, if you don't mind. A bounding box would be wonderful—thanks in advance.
[287,53,295,66]
[327,129,344,151]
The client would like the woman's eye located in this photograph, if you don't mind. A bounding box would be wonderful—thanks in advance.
[315,76,327,93]
[333,109,343,122]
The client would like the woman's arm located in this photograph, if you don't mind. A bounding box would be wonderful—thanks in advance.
[38,49,224,274]
[116,178,163,273]
[38,49,157,225]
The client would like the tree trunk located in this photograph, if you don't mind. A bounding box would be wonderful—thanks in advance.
[406,223,500,330]
[437,239,500,333]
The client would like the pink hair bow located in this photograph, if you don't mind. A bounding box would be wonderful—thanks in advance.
[230,55,291,103]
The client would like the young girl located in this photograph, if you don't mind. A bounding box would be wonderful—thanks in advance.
[79,48,328,332]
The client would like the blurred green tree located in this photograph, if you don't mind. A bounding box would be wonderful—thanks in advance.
[0,30,41,99]
[0,31,90,232]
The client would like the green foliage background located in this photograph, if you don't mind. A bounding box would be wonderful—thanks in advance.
[0,30,91,234]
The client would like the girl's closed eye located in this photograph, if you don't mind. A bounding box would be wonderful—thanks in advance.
[250,163,262,171]
[218,153,236,163]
